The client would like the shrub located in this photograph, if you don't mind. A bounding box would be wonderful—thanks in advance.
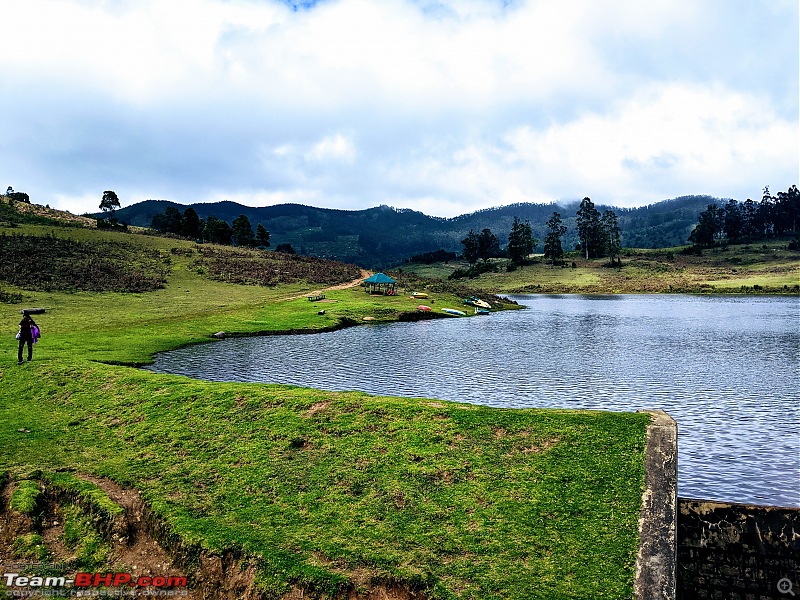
[0,233,168,292]
[194,246,360,287]
[0,288,23,303]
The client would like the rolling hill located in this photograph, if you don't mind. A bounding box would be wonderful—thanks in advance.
[106,195,726,268]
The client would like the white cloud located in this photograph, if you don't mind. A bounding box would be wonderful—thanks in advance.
[0,0,796,216]
[306,134,357,163]
[419,84,798,211]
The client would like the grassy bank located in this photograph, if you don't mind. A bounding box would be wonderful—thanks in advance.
[1,222,649,599]
[403,243,800,295]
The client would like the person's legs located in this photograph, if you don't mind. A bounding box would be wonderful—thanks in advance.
[26,339,32,361]
[18,339,24,363]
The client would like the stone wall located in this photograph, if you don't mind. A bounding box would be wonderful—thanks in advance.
[677,499,799,599]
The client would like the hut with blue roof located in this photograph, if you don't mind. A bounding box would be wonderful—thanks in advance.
[363,272,398,295]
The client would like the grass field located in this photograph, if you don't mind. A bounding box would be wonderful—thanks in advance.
[402,244,800,295]
[0,220,649,599]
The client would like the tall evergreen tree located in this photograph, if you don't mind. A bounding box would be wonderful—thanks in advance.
[182,207,202,239]
[742,198,759,240]
[477,228,501,261]
[774,185,800,235]
[507,217,537,266]
[759,187,775,238]
[461,229,480,264]
[256,223,271,248]
[232,214,256,247]
[576,197,603,259]
[601,210,622,265]
[162,206,184,234]
[724,199,744,243]
[543,212,567,266]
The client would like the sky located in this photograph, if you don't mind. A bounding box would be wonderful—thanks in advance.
[1,0,797,218]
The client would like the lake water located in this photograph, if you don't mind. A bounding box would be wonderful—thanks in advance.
[147,294,800,507]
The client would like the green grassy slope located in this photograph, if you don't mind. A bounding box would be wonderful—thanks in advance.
[402,244,800,295]
[0,222,649,599]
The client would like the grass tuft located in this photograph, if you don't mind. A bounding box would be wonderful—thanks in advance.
[10,480,43,516]
[11,533,50,561]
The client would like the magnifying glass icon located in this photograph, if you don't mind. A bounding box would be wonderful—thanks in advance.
[778,578,795,596]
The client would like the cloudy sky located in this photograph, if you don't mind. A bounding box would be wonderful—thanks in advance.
[1,0,797,217]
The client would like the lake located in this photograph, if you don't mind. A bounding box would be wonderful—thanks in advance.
[147,294,800,507]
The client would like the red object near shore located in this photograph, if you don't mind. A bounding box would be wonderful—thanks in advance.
[417,305,432,311]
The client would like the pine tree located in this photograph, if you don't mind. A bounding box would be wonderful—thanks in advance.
[256,223,271,248]
[601,210,622,265]
[576,197,602,259]
[182,207,202,239]
[461,230,479,264]
[543,212,567,266]
[507,217,537,266]
[477,228,500,261]
[232,214,256,247]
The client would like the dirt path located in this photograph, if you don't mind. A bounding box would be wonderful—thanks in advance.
[276,269,373,302]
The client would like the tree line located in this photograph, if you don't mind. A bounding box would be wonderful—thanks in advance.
[688,185,800,247]
[150,206,271,248]
[459,197,621,268]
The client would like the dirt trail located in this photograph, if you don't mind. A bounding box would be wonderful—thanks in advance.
[276,269,373,302]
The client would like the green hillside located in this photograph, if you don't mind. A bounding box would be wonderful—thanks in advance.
[0,210,649,599]
[105,195,725,268]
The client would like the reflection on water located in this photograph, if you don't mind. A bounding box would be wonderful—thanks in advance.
[147,294,800,507]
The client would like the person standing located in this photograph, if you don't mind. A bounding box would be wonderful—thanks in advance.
[17,313,37,365]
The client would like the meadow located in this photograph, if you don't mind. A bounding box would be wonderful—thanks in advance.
[402,244,800,295]
[0,216,649,599]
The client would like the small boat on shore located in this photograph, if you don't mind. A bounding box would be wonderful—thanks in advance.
[442,308,466,316]
[411,292,429,299]
[417,305,432,311]
[464,296,491,309]
[474,308,490,315]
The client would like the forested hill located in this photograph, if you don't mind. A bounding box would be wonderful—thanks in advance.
[109,195,725,268]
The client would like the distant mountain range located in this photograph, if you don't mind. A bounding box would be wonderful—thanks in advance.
[107,195,725,268]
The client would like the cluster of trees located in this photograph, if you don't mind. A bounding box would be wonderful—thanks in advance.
[575,197,622,263]
[507,217,537,266]
[459,198,621,267]
[4,186,30,203]
[688,185,800,247]
[150,207,270,248]
[460,228,502,264]
[459,219,539,267]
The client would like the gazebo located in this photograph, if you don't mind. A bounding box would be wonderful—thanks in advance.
[363,272,398,295]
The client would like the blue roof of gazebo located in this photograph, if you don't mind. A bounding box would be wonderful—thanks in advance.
[364,272,397,284]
